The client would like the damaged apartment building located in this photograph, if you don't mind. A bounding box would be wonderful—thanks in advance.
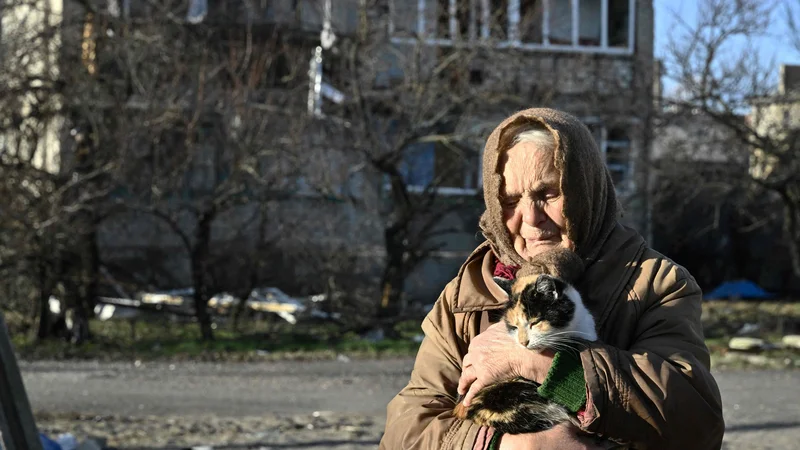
[2,0,654,303]
[379,0,655,300]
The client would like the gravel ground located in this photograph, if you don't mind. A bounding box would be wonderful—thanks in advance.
[21,359,800,449]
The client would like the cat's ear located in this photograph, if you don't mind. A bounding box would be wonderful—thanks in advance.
[535,274,565,298]
[493,277,513,297]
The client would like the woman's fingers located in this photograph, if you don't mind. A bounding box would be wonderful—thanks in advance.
[461,377,484,407]
[461,352,473,369]
[457,364,476,396]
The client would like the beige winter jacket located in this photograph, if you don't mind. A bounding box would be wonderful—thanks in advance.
[381,227,724,449]
[380,108,724,449]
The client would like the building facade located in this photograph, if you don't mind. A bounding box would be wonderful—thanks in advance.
[748,64,800,180]
[2,0,655,304]
[376,0,655,300]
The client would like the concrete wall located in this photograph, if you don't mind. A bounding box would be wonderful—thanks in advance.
[1,0,64,174]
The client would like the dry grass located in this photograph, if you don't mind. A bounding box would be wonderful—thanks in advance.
[702,300,800,370]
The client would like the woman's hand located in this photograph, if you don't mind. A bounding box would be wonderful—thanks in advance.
[457,322,555,407]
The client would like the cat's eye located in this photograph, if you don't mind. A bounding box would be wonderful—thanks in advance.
[528,319,542,328]
[506,325,517,332]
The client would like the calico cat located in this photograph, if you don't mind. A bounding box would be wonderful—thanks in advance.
[453,273,597,434]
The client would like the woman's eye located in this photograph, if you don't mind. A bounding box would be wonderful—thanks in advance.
[544,190,560,200]
[500,195,521,208]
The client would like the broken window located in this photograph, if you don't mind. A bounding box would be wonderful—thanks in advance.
[435,0,477,40]
[401,142,436,188]
[519,0,543,43]
[457,0,474,40]
[548,0,573,44]
[390,0,633,53]
[585,123,632,192]
[437,0,452,39]
[608,0,630,47]
[579,0,602,46]
[400,140,479,193]
[488,0,509,41]
[390,0,418,37]
[606,127,631,188]
[216,28,306,91]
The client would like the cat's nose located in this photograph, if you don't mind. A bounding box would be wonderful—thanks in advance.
[520,338,529,347]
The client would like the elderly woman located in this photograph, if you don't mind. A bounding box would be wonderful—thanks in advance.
[379,109,724,449]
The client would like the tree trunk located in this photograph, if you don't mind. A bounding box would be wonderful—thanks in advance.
[232,273,254,333]
[75,223,100,341]
[379,224,406,318]
[192,212,215,341]
[36,258,52,341]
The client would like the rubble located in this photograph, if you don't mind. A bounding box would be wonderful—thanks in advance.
[728,337,766,351]
[781,335,800,349]
[35,413,383,449]
[92,285,339,325]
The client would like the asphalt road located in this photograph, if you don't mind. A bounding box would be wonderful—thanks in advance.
[20,359,800,449]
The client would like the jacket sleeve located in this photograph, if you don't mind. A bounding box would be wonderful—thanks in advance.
[380,281,483,450]
[579,266,725,449]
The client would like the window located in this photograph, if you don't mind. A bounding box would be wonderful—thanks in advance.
[399,141,480,195]
[389,0,635,54]
[578,0,601,45]
[389,0,419,38]
[490,0,509,40]
[548,1,573,45]
[605,127,631,189]
[607,0,630,47]
[519,0,544,43]
[586,122,632,192]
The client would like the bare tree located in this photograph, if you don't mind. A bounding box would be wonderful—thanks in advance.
[661,0,800,285]
[72,3,313,340]
[317,34,489,316]
[2,0,318,341]
[0,0,116,341]
[316,1,650,317]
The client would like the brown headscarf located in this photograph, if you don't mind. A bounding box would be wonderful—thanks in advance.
[479,108,620,280]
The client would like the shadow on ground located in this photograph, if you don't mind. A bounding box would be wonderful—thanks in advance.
[726,421,800,433]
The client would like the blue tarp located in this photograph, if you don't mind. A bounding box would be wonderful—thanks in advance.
[704,280,774,300]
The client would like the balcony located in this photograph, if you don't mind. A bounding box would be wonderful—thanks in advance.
[109,0,358,37]
[389,0,636,55]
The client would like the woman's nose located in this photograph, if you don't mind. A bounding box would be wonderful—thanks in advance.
[521,199,546,226]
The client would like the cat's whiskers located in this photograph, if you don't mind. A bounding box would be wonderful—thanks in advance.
[543,330,595,339]
[535,335,590,352]
[471,274,598,434]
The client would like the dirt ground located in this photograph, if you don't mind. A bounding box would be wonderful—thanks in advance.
[23,359,800,449]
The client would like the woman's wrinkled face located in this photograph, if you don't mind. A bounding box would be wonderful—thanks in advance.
[500,141,572,261]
